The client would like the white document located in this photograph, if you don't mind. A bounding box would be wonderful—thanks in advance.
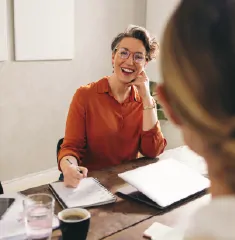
[0,193,26,240]
[118,158,210,208]
[159,146,208,176]
[49,177,116,208]
[144,222,183,240]
[0,193,59,240]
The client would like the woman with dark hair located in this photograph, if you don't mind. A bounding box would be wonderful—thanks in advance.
[58,25,166,188]
[158,0,235,239]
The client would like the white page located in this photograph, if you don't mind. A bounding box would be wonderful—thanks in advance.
[159,146,208,176]
[144,222,183,240]
[0,193,26,240]
[118,159,210,207]
[50,177,115,208]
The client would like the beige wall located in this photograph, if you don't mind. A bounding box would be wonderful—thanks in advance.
[145,0,184,149]
[0,0,146,180]
[145,0,180,82]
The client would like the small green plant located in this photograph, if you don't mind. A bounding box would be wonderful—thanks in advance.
[149,81,167,120]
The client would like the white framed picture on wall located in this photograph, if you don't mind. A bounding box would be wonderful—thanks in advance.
[13,0,75,61]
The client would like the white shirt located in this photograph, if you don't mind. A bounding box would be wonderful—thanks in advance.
[184,196,235,240]
[154,196,235,240]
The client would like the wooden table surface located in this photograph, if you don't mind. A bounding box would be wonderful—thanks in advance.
[22,157,210,240]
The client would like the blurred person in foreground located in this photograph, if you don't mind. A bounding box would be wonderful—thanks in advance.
[158,0,235,239]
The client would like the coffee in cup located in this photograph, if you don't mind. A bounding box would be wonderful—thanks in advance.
[58,208,90,240]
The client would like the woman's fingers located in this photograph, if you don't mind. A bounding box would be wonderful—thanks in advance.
[79,166,88,177]
[62,164,88,188]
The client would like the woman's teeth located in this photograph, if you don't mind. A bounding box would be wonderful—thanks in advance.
[121,68,134,73]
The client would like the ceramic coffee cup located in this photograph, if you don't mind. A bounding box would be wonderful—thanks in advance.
[58,208,90,240]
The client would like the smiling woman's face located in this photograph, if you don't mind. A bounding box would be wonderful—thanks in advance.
[112,37,147,84]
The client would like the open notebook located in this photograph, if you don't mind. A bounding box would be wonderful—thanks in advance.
[118,158,210,209]
[49,177,116,208]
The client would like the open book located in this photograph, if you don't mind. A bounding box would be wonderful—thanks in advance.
[118,158,210,209]
[49,177,116,208]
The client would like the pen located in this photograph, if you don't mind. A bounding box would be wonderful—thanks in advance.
[66,159,83,174]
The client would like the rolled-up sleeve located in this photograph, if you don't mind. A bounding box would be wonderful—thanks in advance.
[139,121,167,158]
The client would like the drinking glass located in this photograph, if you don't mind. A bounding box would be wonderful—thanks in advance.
[23,193,55,240]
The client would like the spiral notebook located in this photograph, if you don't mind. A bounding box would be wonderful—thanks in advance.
[49,177,116,208]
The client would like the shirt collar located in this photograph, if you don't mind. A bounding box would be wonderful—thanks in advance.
[97,77,141,102]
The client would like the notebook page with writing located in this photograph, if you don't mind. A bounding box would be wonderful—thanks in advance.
[118,158,210,208]
[49,177,116,208]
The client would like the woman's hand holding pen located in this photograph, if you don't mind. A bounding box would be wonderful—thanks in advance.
[60,156,88,188]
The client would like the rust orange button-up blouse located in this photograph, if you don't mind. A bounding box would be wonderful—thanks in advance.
[58,77,166,171]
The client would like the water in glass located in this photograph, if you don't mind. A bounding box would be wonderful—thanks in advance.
[24,194,55,240]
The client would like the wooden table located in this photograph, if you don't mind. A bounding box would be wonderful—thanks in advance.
[22,157,210,240]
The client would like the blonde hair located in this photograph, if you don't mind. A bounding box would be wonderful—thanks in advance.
[160,1,235,191]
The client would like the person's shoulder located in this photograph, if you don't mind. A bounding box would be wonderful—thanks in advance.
[75,76,108,96]
[76,77,107,95]
[184,196,235,239]
[75,81,96,95]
